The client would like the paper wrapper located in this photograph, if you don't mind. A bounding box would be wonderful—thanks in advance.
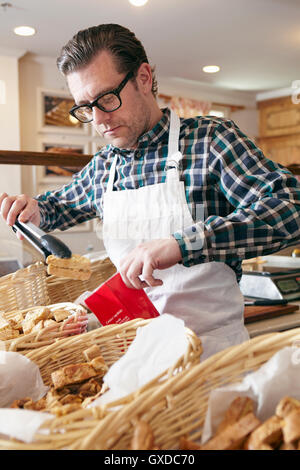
[0,351,52,443]
[89,313,189,407]
[201,346,300,444]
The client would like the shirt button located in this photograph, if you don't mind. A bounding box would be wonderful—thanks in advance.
[135,151,141,158]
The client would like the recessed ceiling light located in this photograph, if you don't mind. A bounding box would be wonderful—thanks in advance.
[203,65,220,74]
[129,0,148,6]
[13,26,36,37]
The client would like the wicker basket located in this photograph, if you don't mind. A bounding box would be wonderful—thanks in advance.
[0,317,202,450]
[0,257,116,313]
[0,262,49,312]
[57,328,300,450]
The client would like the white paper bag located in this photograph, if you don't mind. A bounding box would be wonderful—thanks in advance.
[0,351,48,408]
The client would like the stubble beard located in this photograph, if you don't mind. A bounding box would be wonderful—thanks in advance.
[93,102,151,150]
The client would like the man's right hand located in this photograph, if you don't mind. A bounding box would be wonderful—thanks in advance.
[0,193,40,240]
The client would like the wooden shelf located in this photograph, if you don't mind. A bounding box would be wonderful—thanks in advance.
[0,150,92,167]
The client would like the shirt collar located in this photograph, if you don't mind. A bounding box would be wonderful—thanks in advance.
[137,107,170,148]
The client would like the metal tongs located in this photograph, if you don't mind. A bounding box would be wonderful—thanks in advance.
[12,220,72,260]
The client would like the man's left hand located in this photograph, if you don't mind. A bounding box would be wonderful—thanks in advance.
[119,237,182,289]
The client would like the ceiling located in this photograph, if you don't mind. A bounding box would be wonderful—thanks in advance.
[0,0,299,97]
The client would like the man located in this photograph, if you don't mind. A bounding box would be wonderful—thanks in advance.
[1,24,300,359]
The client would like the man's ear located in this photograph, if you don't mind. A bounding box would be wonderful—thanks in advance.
[136,63,153,95]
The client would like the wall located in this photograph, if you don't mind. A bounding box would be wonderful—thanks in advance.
[0,51,25,262]
[158,75,259,139]
[18,53,105,256]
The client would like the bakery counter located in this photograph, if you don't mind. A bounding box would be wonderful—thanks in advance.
[246,300,300,338]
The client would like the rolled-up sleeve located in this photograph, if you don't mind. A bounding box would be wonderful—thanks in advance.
[35,156,99,232]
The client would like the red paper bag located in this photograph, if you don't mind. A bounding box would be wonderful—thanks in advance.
[84,273,160,326]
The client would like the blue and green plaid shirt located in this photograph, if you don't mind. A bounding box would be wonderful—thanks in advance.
[36,108,300,282]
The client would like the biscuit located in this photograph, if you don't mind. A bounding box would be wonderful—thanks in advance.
[276,396,300,418]
[244,415,283,450]
[0,314,20,340]
[200,412,261,450]
[216,396,255,435]
[282,408,300,443]
[46,254,91,280]
[52,309,70,322]
[83,345,103,362]
[50,358,107,390]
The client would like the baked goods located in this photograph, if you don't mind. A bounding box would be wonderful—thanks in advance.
[11,348,108,416]
[46,254,92,281]
[83,345,103,362]
[215,396,254,435]
[179,395,300,450]
[22,307,51,334]
[51,359,107,390]
[244,415,283,450]
[1,302,88,341]
[0,313,20,340]
[201,412,261,450]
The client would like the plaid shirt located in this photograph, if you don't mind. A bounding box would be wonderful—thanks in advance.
[36,108,300,282]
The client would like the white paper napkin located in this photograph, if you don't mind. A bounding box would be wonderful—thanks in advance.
[201,346,300,444]
[0,409,52,443]
[90,313,189,407]
[0,351,48,408]
[0,351,52,443]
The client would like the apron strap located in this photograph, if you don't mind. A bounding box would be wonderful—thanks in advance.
[106,156,118,193]
[166,110,183,181]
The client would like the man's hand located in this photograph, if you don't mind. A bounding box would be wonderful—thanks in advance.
[0,193,41,240]
[119,237,182,289]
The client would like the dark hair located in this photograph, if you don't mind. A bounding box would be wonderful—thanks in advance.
[57,23,158,97]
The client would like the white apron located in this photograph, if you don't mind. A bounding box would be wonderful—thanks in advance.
[102,110,249,360]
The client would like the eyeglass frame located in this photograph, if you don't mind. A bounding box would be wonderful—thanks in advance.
[69,70,135,123]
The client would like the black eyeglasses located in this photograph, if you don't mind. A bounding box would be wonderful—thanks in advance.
[69,70,134,123]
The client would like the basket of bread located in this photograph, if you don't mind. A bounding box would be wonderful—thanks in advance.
[0,254,116,353]
[53,327,300,451]
[0,302,88,352]
[0,255,116,313]
[0,314,202,449]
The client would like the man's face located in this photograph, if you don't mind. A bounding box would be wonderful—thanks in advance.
[67,51,151,149]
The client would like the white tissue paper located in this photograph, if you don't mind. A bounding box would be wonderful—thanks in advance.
[0,351,48,407]
[0,409,52,444]
[89,313,189,407]
[0,351,51,443]
[201,346,300,444]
